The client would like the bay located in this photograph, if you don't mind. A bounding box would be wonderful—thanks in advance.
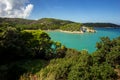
[47,28,120,53]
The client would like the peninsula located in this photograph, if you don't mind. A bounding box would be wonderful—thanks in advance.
[59,26,96,34]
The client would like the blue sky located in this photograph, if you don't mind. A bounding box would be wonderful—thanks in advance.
[26,0,120,24]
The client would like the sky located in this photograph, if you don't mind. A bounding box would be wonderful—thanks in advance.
[0,0,120,24]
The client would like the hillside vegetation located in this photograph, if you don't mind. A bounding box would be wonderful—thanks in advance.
[60,23,83,31]
[0,18,74,30]
[20,37,120,80]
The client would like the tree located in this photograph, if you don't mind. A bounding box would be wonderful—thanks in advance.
[93,37,120,66]
[0,27,34,64]
[0,28,55,64]
[24,30,53,59]
[51,41,67,58]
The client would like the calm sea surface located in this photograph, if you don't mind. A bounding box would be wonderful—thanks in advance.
[47,28,120,53]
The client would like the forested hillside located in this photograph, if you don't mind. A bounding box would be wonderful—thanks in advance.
[0,18,74,30]
[0,18,119,31]
[0,18,34,25]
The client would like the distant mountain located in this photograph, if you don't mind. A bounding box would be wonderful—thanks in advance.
[0,17,119,28]
[0,18,76,30]
[83,23,120,27]
[0,17,73,25]
[37,18,74,25]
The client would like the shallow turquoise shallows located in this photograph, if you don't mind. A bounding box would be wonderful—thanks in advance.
[47,28,120,53]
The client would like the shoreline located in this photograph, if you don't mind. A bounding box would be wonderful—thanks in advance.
[44,29,84,34]
[59,30,84,34]
[44,29,96,34]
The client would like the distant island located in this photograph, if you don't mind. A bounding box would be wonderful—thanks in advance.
[0,17,119,33]
[83,23,120,28]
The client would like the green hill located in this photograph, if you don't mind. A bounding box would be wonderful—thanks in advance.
[0,18,75,30]
[30,18,74,30]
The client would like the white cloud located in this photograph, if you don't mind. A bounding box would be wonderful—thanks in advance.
[0,0,34,18]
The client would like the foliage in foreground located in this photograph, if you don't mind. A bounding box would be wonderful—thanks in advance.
[20,36,120,80]
[0,59,46,80]
[0,28,67,63]
[25,50,116,80]
[93,37,120,66]
[0,27,67,80]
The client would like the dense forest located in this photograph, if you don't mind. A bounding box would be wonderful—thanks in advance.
[60,23,83,31]
[0,18,120,80]
[0,18,74,30]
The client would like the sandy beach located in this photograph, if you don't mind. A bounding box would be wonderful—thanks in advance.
[59,30,84,34]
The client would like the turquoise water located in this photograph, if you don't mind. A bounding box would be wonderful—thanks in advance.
[47,28,120,53]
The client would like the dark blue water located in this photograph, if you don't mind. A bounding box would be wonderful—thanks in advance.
[47,28,120,53]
